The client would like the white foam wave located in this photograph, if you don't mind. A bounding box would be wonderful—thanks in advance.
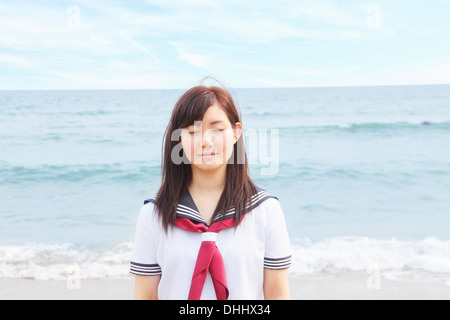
[290,237,450,281]
[0,242,133,280]
[1,237,450,281]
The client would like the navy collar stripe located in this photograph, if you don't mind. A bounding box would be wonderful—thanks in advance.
[177,204,203,219]
[143,187,277,225]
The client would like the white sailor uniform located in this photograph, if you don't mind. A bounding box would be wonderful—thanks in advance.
[130,187,291,300]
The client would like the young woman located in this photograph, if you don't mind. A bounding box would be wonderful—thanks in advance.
[130,84,291,300]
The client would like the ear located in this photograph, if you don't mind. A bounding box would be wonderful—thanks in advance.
[233,122,243,144]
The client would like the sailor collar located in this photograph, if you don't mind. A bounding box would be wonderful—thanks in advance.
[144,186,277,226]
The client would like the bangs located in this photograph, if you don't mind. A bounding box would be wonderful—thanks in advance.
[172,87,217,129]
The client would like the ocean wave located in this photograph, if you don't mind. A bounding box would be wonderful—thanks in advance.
[281,120,450,133]
[0,242,133,280]
[253,160,450,185]
[336,120,450,131]
[0,162,160,184]
[290,237,450,281]
[1,237,450,281]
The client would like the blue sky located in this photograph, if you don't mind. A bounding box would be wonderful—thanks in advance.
[1,0,450,89]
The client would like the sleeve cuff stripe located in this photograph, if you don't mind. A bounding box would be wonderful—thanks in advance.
[264,255,291,269]
[130,269,162,275]
[130,262,162,275]
[264,262,291,269]
[264,255,291,262]
[130,261,160,268]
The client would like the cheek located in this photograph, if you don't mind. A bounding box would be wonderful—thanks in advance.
[221,133,235,155]
[181,135,199,158]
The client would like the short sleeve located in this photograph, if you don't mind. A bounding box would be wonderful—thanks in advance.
[129,202,162,276]
[263,198,292,269]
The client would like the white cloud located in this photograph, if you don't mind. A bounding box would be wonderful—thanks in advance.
[115,28,160,62]
[283,0,364,25]
[382,62,450,86]
[168,41,215,70]
[0,54,33,67]
[250,77,298,88]
[0,0,449,89]
[179,53,211,69]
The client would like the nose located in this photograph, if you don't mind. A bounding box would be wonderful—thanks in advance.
[202,130,215,147]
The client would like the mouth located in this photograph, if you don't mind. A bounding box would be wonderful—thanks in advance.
[201,152,217,157]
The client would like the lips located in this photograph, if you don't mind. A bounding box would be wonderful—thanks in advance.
[201,152,216,156]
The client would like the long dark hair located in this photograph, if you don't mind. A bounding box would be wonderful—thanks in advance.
[154,85,257,231]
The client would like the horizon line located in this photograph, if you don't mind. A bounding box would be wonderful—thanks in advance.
[1,82,449,91]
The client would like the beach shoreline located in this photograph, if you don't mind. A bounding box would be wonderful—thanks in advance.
[1,272,449,300]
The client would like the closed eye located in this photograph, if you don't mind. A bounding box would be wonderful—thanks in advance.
[189,129,225,134]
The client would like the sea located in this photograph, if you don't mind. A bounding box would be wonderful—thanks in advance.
[1,85,450,283]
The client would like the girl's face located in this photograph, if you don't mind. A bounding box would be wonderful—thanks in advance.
[180,104,242,171]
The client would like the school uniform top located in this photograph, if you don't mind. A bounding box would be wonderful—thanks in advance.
[130,186,291,300]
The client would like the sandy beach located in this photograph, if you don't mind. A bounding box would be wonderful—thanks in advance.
[1,273,449,300]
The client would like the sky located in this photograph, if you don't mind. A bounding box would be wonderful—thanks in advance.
[1,0,450,90]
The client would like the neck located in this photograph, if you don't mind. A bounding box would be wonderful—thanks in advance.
[189,165,226,194]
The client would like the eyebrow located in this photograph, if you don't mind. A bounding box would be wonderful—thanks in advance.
[209,120,225,125]
[191,120,225,127]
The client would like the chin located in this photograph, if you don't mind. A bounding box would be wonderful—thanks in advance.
[193,161,226,171]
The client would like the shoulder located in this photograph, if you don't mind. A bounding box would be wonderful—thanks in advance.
[247,186,284,220]
[140,196,157,215]
[251,186,280,209]
[136,197,160,229]
[143,197,156,205]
